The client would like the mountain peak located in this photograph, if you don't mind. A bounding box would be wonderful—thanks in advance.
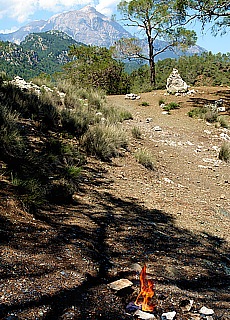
[79,5,97,13]
[0,6,131,47]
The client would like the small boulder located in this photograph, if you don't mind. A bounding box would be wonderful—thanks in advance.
[161,311,176,320]
[199,306,214,316]
[108,278,133,291]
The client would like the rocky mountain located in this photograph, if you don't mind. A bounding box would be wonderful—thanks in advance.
[0,6,132,48]
[0,30,80,80]
[0,5,206,58]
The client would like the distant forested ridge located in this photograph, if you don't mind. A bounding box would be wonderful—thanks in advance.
[0,30,81,80]
[0,29,229,91]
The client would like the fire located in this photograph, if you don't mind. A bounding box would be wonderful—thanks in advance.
[134,264,155,312]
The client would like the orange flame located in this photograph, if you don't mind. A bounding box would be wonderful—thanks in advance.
[134,264,155,312]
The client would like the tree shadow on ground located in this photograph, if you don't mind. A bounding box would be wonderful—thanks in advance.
[188,89,230,115]
[0,184,229,319]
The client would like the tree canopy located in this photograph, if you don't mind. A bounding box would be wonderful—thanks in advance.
[176,0,230,34]
[116,0,197,87]
[65,45,129,94]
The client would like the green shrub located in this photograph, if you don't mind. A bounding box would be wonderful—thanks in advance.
[99,106,133,124]
[31,74,54,88]
[65,165,82,179]
[163,102,180,111]
[62,143,86,166]
[0,105,24,158]
[188,107,203,118]
[75,87,89,100]
[118,110,133,121]
[158,98,165,106]
[61,108,91,137]
[134,148,155,170]
[219,142,230,162]
[217,116,229,129]
[39,101,60,130]
[141,101,149,106]
[203,109,218,123]
[15,178,46,211]
[87,89,106,109]
[82,123,128,160]
[188,106,218,123]
[64,91,82,109]
[132,126,142,139]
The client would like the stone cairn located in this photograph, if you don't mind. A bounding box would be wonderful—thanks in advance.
[166,68,188,94]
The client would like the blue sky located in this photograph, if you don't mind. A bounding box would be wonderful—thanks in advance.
[0,0,229,54]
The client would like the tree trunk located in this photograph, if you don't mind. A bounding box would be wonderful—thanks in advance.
[150,58,155,87]
[147,35,155,87]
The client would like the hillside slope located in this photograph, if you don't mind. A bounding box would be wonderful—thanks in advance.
[0,86,229,319]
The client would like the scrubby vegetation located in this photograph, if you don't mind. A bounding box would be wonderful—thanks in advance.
[131,126,142,139]
[188,105,219,123]
[219,142,230,162]
[0,76,132,211]
[134,148,155,170]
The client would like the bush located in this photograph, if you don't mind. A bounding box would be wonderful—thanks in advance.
[15,178,46,211]
[163,102,180,112]
[132,126,142,139]
[1,82,61,130]
[158,98,165,106]
[0,104,24,158]
[82,123,128,160]
[99,105,133,124]
[47,179,75,204]
[61,108,91,137]
[217,116,229,129]
[64,91,82,109]
[219,142,230,162]
[188,106,218,123]
[134,148,155,170]
[87,89,106,109]
[141,101,149,106]
[204,109,218,123]
[65,165,82,179]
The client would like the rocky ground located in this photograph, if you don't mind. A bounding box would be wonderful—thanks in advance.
[0,86,229,319]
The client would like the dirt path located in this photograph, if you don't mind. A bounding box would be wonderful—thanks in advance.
[106,87,230,241]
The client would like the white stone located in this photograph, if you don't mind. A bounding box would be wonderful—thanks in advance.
[134,310,156,319]
[146,118,153,123]
[163,177,174,184]
[153,126,162,131]
[199,306,214,315]
[204,130,212,135]
[161,311,176,320]
[220,133,230,140]
[108,278,133,291]
[218,106,226,112]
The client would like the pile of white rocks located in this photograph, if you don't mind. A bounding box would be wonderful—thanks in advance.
[125,93,141,100]
[8,76,66,100]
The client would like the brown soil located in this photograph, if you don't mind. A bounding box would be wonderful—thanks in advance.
[0,87,230,319]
